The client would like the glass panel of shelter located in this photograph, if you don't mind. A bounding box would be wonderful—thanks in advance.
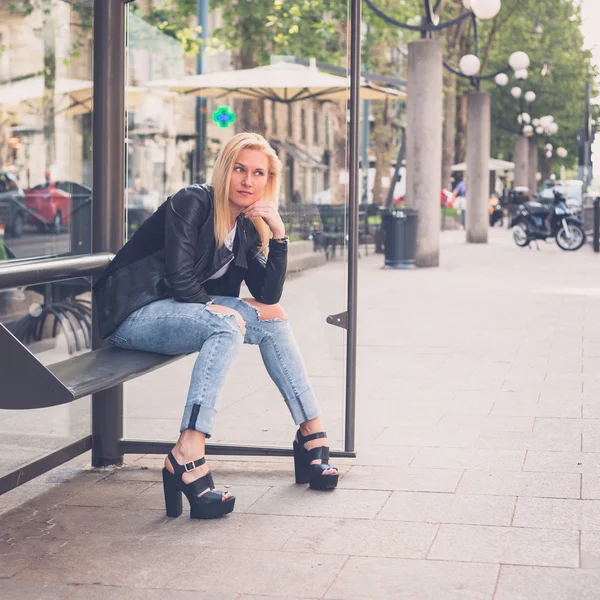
[0,0,94,486]
[122,3,350,451]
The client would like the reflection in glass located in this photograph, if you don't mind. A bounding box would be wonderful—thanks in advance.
[0,1,93,485]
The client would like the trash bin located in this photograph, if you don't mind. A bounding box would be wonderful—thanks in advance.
[382,207,418,269]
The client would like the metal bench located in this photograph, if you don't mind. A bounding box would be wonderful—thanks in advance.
[0,251,355,496]
[0,322,183,410]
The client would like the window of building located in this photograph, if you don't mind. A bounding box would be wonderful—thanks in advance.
[313,110,319,144]
[300,108,306,141]
[325,115,330,147]
[287,104,293,137]
[271,102,278,135]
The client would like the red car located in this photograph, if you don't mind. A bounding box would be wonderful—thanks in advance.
[24,181,90,233]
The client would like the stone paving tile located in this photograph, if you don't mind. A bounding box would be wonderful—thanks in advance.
[337,465,462,492]
[146,513,304,552]
[374,426,481,448]
[524,451,600,473]
[438,414,534,432]
[583,404,600,418]
[513,497,600,530]
[410,448,526,470]
[61,480,155,508]
[247,486,390,519]
[104,465,163,482]
[0,581,75,600]
[455,470,581,499]
[344,445,418,467]
[0,534,59,578]
[583,430,600,453]
[166,547,346,598]
[70,587,233,600]
[239,597,320,600]
[376,491,515,526]
[442,397,495,416]
[13,536,194,588]
[281,516,437,559]
[324,556,499,600]
[5,504,166,539]
[494,566,600,600]
[533,417,600,436]
[582,474,600,499]
[491,400,582,418]
[476,430,581,452]
[428,524,579,567]
[0,468,109,517]
[581,531,600,569]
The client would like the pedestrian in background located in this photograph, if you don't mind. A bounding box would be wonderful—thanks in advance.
[453,177,467,229]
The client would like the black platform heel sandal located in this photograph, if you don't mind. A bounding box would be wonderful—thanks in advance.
[162,452,235,519]
[293,430,339,490]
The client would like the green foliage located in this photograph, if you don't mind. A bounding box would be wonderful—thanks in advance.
[130,1,202,55]
[209,0,347,66]
[474,0,597,168]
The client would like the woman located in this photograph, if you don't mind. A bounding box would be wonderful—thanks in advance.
[93,132,338,520]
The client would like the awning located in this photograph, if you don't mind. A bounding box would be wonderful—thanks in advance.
[270,139,328,170]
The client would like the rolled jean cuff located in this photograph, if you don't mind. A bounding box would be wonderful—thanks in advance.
[285,388,321,425]
[180,403,217,438]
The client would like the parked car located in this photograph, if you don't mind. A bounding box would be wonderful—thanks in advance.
[24,180,92,233]
[539,180,584,211]
[0,171,27,238]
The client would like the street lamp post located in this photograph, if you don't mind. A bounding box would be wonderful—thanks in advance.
[506,52,531,187]
[444,30,527,243]
[365,0,501,265]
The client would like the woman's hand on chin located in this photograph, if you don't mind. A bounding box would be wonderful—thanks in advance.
[243,200,285,238]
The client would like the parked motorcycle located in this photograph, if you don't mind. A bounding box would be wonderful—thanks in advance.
[511,190,586,251]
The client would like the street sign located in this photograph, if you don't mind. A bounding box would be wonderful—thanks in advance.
[212,106,236,129]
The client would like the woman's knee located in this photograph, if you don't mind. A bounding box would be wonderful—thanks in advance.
[206,305,246,336]
[242,298,287,321]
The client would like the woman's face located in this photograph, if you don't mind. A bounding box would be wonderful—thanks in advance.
[228,148,270,211]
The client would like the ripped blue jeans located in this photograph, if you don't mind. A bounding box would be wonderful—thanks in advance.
[108,296,320,437]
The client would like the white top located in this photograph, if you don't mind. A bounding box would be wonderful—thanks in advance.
[207,224,237,280]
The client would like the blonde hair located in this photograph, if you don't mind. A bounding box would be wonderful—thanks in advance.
[211,132,282,256]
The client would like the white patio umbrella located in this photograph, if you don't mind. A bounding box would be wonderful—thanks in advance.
[451,158,515,172]
[0,77,171,116]
[148,62,405,102]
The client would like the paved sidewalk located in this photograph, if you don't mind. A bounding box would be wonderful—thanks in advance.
[2,229,600,599]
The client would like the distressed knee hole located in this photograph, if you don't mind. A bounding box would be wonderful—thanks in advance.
[206,306,245,335]
[241,299,287,322]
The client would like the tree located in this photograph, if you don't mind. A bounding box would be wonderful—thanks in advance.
[362,0,418,205]
[445,0,597,177]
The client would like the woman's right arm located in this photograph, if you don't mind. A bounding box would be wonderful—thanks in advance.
[164,187,211,304]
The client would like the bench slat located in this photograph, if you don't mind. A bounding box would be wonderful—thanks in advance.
[0,322,185,409]
[49,347,184,400]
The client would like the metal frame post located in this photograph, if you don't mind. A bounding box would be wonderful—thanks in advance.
[91,0,126,467]
[594,197,599,253]
[344,0,361,454]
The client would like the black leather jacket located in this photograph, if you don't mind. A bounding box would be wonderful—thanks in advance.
[93,184,287,339]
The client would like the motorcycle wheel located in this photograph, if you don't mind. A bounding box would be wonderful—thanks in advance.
[513,223,529,247]
[556,223,585,251]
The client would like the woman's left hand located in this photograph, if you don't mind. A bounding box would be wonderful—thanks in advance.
[243,200,286,238]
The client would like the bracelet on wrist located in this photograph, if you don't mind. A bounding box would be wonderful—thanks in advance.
[271,236,289,244]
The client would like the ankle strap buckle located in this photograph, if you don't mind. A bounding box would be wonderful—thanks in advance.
[184,461,196,472]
